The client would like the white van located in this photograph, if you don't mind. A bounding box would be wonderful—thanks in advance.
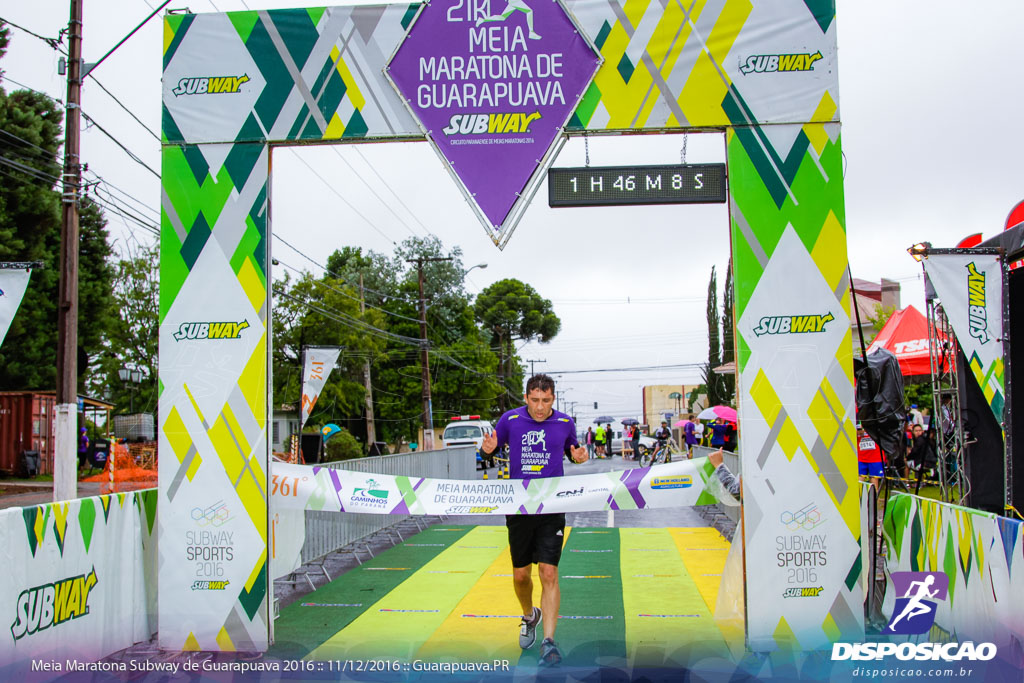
[441,416,495,469]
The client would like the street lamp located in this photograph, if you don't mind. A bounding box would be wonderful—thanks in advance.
[463,262,488,277]
[118,366,143,414]
[668,391,683,418]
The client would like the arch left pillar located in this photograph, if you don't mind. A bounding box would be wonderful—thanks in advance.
[158,140,272,650]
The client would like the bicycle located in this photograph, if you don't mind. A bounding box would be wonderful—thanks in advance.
[639,439,680,468]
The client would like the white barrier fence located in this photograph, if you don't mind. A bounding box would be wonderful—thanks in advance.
[0,489,158,677]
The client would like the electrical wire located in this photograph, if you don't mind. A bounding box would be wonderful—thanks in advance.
[286,151,398,246]
[81,111,160,178]
[331,148,421,239]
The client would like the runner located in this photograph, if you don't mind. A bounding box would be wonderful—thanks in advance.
[480,374,588,667]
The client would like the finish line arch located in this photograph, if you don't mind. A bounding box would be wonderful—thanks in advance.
[159,0,858,654]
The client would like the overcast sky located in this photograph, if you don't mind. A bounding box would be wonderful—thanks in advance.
[4,0,1024,423]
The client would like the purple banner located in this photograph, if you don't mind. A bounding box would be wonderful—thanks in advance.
[388,0,599,239]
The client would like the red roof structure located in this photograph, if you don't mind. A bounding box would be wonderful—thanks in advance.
[866,305,947,376]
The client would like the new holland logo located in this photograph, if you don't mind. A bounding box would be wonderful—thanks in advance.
[651,476,692,490]
[966,262,990,343]
[173,321,249,341]
[11,568,98,641]
[740,51,822,75]
[753,313,834,337]
[783,586,823,598]
[172,75,250,96]
[441,111,542,135]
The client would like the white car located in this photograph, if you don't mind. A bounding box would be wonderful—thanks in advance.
[441,416,495,469]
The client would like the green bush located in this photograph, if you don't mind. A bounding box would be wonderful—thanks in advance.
[323,428,363,461]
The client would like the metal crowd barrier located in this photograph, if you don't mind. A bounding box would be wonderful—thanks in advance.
[299,446,476,565]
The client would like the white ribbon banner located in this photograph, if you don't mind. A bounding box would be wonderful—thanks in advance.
[270,458,723,515]
[0,268,31,348]
[300,346,342,427]
[923,253,1005,422]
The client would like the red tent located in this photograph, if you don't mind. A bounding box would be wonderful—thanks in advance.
[866,305,947,376]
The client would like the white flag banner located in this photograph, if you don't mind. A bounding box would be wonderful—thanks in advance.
[923,253,1005,422]
[300,346,342,427]
[0,269,31,348]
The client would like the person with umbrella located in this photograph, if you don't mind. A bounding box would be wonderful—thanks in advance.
[594,422,606,458]
[479,374,588,667]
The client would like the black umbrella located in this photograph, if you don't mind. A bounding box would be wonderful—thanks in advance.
[593,416,615,424]
[621,418,639,425]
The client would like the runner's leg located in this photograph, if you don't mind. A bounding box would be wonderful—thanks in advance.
[538,562,560,641]
[513,566,535,616]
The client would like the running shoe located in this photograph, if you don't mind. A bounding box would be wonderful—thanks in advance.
[519,606,541,649]
[539,638,562,667]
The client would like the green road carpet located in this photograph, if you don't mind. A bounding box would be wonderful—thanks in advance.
[272,526,733,670]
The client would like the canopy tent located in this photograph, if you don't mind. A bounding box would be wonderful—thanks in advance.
[866,305,947,376]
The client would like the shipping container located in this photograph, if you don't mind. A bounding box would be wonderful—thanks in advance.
[0,392,114,476]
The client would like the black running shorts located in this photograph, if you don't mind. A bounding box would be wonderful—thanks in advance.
[505,513,566,568]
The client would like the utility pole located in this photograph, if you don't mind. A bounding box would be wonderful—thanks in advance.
[406,256,452,451]
[359,274,376,451]
[525,358,546,377]
[54,0,84,502]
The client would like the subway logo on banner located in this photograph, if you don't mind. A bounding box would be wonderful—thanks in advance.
[172,75,249,96]
[966,262,990,343]
[11,569,98,641]
[753,313,834,337]
[442,112,541,135]
[740,51,822,74]
[173,321,249,342]
[783,586,823,598]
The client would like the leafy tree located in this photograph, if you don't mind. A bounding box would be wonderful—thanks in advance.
[720,257,735,405]
[474,279,560,412]
[867,303,897,334]
[702,266,725,407]
[0,34,114,392]
[94,241,157,413]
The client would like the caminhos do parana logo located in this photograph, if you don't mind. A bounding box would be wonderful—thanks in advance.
[753,313,834,336]
[740,51,822,74]
[172,75,249,96]
[11,568,98,641]
[173,321,249,341]
[965,262,990,343]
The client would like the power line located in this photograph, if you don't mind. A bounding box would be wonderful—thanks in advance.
[273,234,419,306]
[0,15,63,49]
[81,111,159,178]
[286,151,398,246]
[331,148,420,239]
[352,147,439,238]
[91,77,160,142]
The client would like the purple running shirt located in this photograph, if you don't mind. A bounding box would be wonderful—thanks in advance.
[491,406,579,479]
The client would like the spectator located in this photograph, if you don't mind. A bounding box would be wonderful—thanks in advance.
[723,420,737,453]
[710,418,730,449]
[708,448,740,498]
[78,427,90,471]
[585,427,595,459]
[856,424,884,490]
[908,404,924,427]
[595,424,606,458]
[908,424,937,478]
[683,415,697,459]
[629,424,640,461]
